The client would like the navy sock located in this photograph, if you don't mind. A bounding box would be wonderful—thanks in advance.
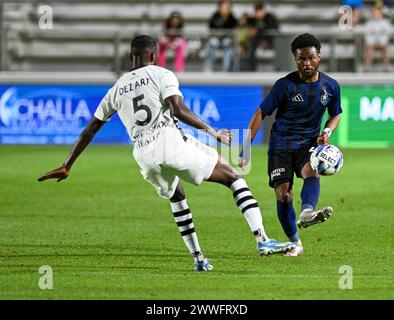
[301,177,320,212]
[277,200,299,242]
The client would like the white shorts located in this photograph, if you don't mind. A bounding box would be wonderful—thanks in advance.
[365,35,389,47]
[133,127,219,199]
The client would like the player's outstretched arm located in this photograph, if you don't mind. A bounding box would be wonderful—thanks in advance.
[239,108,265,169]
[318,114,341,145]
[165,95,232,145]
[37,117,106,182]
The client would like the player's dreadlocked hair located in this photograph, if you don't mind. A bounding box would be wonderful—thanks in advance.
[291,33,321,56]
[130,35,157,58]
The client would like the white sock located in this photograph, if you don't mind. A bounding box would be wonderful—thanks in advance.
[230,178,268,243]
[170,199,205,261]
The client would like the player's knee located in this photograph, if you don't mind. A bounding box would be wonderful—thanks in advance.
[278,192,292,202]
[302,162,319,179]
[213,162,242,188]
[276,193,288,202]
[275,185,292,202]
[224,171,242,188]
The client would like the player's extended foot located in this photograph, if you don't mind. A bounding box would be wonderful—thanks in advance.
[284,241,304,256]
[194,258,213,271]
[297,206,333,229]
[257,239,296,256]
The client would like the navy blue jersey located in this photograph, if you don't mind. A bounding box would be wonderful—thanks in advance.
[260,71,342,151]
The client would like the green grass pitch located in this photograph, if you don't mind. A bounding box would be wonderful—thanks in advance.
[0,145,393,300]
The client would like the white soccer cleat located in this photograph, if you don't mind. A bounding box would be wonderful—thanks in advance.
[194,258,213,271]
[257,239,296,256]
[284,241,304,256]
[297,206,333,229]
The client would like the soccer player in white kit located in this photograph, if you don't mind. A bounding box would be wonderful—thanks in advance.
[38,35,295,271]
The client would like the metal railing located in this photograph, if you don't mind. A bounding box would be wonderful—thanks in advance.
[1,27,373,73]
[0,1,391,73]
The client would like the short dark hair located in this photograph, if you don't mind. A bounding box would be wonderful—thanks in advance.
[218,0,231,7]
[130,35,157,57]
[291,33,321,56]
[255,1,265,11]
[165,11,184,29]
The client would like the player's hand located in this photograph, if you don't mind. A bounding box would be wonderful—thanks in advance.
[37,166,69,182]
[317,131,329,145]
[238,139,252,170]
[215,129,232,145]
[238,150,251,171]
[238,156,248,170]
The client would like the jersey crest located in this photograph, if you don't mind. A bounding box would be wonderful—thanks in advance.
[321,88,329,106]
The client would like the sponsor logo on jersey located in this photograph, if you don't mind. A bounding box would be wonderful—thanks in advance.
[292,93,304,102]
[132,119,168,144]
[134,130,161,149]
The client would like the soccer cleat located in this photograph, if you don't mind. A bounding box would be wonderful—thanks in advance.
[257,239,296,256]
[284,241,304,256]
[194,258,213,271]
[297,206,333,229]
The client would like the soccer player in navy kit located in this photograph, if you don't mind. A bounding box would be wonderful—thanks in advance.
[239,33,342,256]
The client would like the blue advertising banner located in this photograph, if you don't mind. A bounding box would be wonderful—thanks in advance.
[0,84,263,145]
[0,84,128,144]
[179,85,263,145]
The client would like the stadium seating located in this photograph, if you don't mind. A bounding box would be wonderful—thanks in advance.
[1,0,393,72]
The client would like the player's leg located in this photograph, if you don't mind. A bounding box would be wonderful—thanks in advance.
[268,150,299,242]
[300,161,320,213]
[297,153,333,229]
[207,155,295,256]
[274,182,303,256]
[134,148,212,271]
[169,180,213,271]
[173,134,294,255]
[275,182,299,243]
[267,150,303,256]
[208,155,267,242]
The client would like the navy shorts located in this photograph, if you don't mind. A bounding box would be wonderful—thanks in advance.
[267,147,313,189]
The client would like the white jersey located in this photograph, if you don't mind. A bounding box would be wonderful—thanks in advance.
[94,65,183,147]
[94,65,218,199]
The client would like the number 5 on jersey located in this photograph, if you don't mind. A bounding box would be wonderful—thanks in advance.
[133,94,152,126]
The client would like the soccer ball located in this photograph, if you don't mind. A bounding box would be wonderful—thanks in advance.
[310,144,344,176]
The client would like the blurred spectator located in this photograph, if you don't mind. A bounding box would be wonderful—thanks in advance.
[235,13,251,71]
[244,2,279,71]
[204,0,238,72]
[363,2,391,72]
[341,0,364,28]
[158,11,186,72]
